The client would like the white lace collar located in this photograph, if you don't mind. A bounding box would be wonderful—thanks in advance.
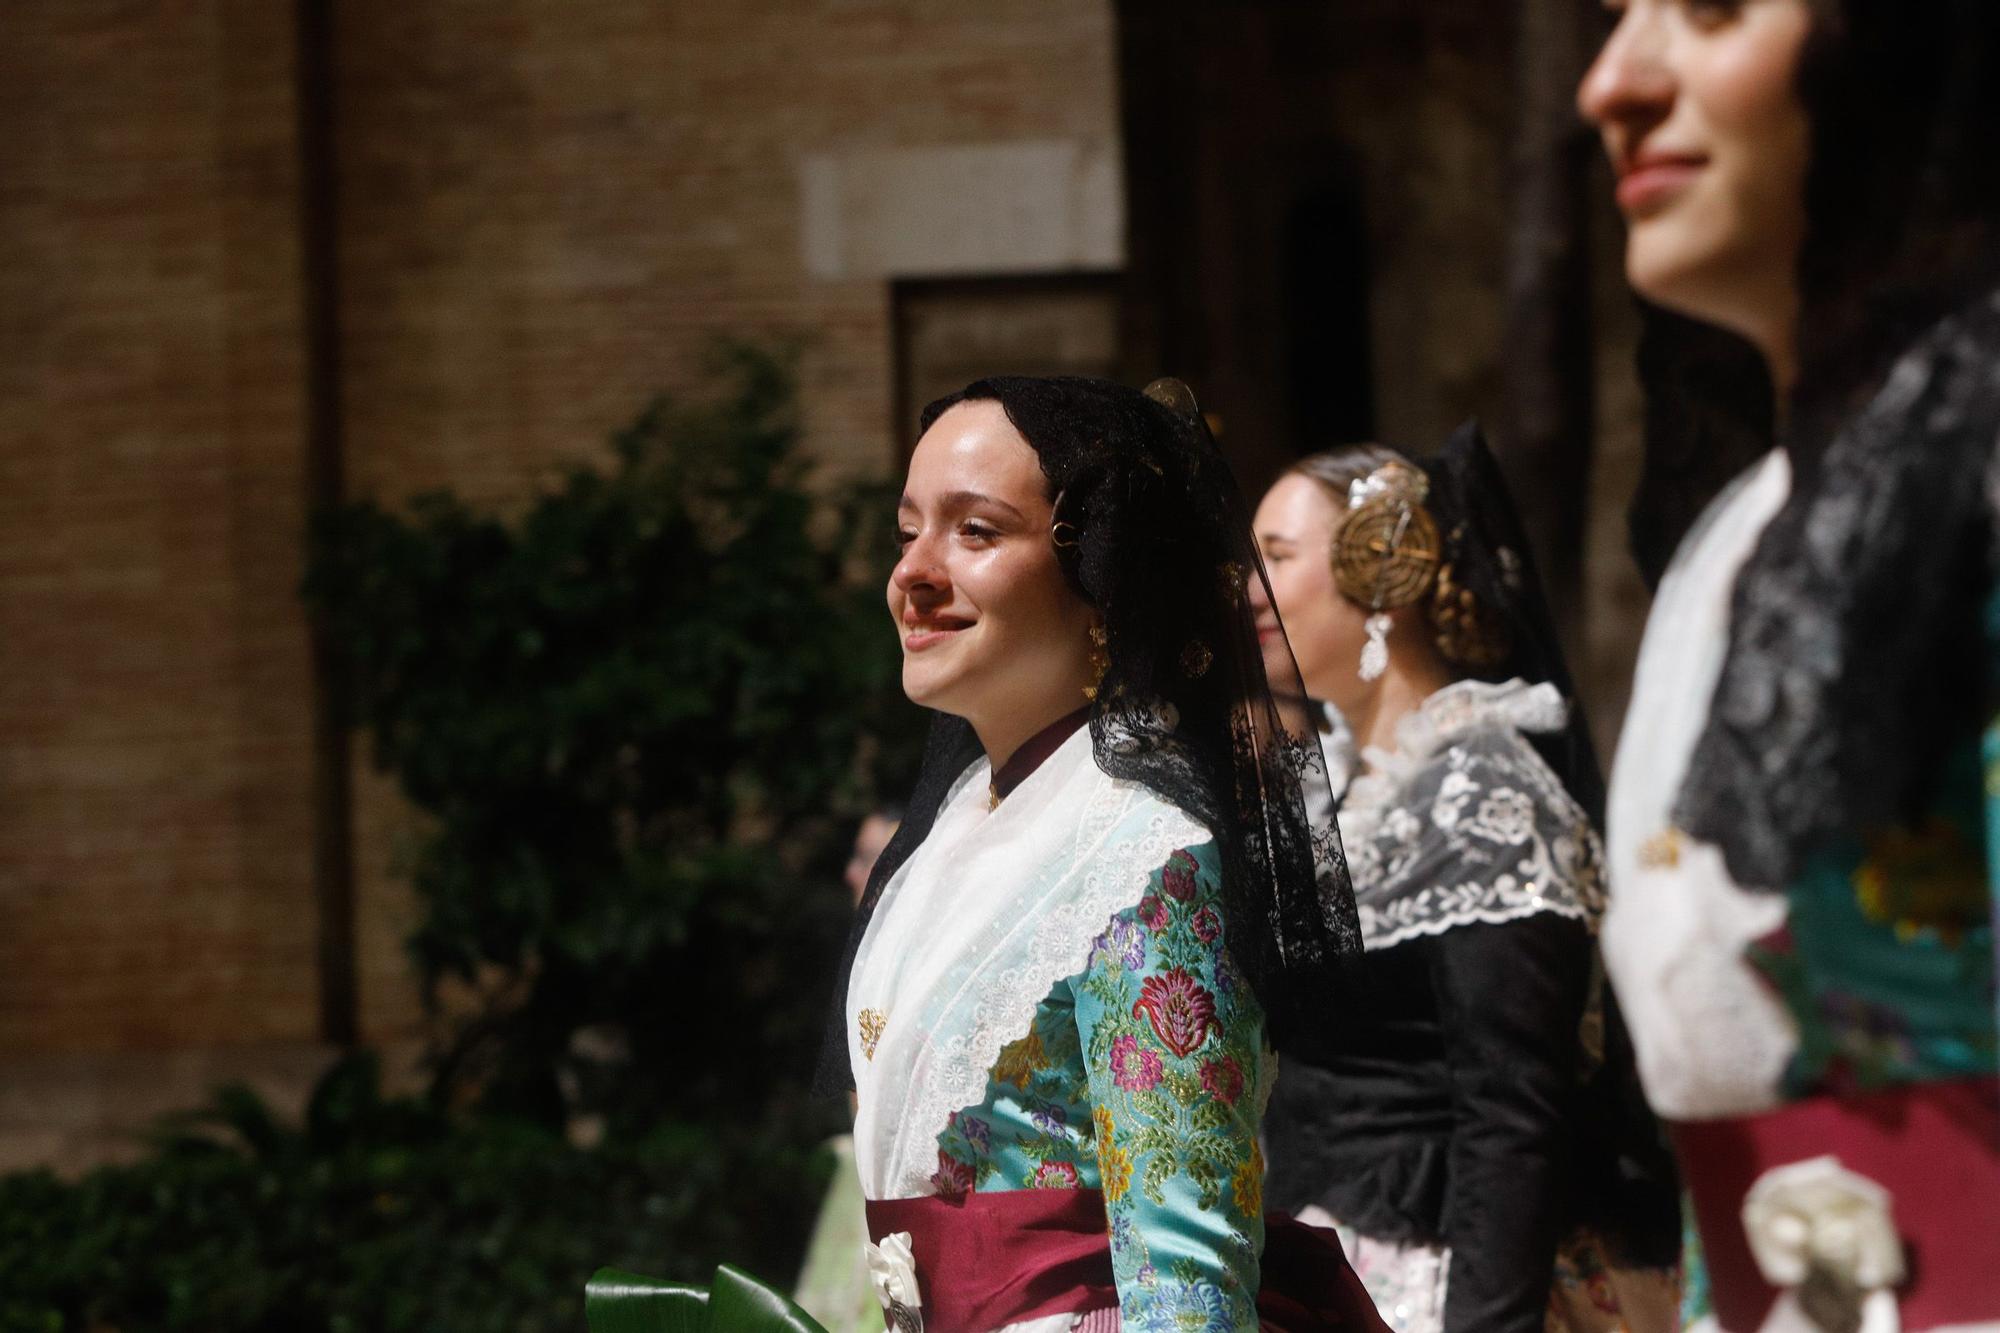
[847,728,1210,1198]
[1322,678,1602,949]
[1341,677,1568,816]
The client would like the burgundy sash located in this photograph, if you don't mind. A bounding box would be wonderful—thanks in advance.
[1673,1075,2000,1331]
[863,1188,1388,1333]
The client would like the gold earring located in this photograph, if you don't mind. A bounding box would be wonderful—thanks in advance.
[1084,625,1110,701]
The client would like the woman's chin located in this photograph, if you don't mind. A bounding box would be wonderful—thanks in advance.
[899,665,961,714]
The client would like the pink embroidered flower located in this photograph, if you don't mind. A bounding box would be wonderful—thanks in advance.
[930,1150,976,1198]
[1191,905,1221,943]
[1032,1160,1081,1190]
[1161,849,1200,901]
[1200,1054,1244,1105]
[1132,967,1216,1058]
[1109,1033,1164,1091]
[1138,894,1169,932]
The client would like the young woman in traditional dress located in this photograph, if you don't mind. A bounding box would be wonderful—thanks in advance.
[1580,1,2000,1326]
[1251,427,1682,1333]
[824,376,1387,1333]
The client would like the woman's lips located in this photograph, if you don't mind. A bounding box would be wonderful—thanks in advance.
[1616,156,1705,216]
[903,618,971,651]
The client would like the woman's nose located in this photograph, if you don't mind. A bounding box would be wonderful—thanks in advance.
[890,534,944,597]
[1577,8,1673,133]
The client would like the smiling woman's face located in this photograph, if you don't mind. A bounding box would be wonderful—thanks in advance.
[1579,0,1813,364]
[890,400,1097,761]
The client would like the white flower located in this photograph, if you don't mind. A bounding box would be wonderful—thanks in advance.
[1382,807,1421,846]
[1431,771,1476,831]
[1742,1156,1905,1292]
[1471,787,1535,844]
[864,1230,922,1316]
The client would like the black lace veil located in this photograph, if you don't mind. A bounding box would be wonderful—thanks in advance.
[817,376,1361,1093]
[1421,421,1606,824]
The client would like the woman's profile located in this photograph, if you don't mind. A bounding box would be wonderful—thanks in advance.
[1581,0,2000,1326]
[825,376,1386,1333]
[1252,428,1680,1333]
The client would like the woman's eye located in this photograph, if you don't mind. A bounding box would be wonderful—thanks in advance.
[894,528,917,550]
[959,522,998,543]
[1681,0,1740,26]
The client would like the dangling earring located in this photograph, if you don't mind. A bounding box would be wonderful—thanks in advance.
[1084,625,1110,701]
[1359,613,1391,683]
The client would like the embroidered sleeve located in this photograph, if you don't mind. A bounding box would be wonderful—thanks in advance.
[1350,728,1603,949]
[1072,839,1265,1333]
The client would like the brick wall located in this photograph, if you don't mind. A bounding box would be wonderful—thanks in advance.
[0,1,320,1055]
[329,0,1125,1036]
[0,0,1125,1060]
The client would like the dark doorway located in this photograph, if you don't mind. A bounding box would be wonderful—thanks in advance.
[1115,0,1378,499]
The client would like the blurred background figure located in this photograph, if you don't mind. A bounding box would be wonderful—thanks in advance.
[1581,0,2000,1328]
[793,804,906,1333]
[1254,429,1680,1333]
[843,805,905,906]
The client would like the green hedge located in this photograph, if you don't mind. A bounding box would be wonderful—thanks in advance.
[301,341,914,1131]
[0,1056,829,1333]
[0,346,910,1331]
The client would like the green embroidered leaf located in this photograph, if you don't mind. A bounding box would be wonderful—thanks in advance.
[1140,1154,1175,1206]
[1187,1100,1230,1133]
[1184,1134,1239,1168]
[1132,1088,1176,1124]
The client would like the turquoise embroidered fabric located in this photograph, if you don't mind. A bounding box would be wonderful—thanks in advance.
[930,838,1268,1333]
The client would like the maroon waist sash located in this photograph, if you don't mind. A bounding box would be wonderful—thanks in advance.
[863,1188,1388,1333]
[1672,1074,2000,1331]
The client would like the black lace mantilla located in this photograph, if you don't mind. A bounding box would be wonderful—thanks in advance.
[1675,286,2000,889]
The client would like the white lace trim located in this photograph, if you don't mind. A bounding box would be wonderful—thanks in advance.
[848,729,1208,1199]
[1329,680,1604,952]
[1344,677,1568,817]
[896,802,1204,1198]
[1358,878,1596,951]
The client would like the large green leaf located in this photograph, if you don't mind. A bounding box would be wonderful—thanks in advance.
[584,1265,833,1333]
[585,1268,708,1333]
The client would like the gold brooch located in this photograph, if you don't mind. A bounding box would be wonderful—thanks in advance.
[1637,826,1684,870]
[858,1008,887,1062]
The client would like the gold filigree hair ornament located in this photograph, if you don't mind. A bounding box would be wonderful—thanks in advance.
[1330,461,1442,682]
[1142,376,1202,419]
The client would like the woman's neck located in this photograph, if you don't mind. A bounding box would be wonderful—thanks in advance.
[1338,658,1457,761]
[983,706,1091,803]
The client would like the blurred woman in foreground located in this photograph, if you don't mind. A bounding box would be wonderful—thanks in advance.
[1580,0,2000,1326]
[1253,427,1680,1333]
[822,376,1386,1332]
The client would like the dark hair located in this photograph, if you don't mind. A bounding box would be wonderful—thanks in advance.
[1789,0,2000,447]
